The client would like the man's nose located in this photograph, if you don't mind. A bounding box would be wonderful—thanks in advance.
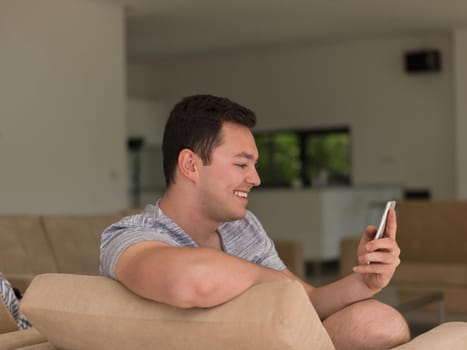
[247,167,261,187]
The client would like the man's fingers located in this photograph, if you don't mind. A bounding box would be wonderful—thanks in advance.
[365,238,401,257]
[358,251,401,266]
[353,262,397,275]
[364,225,377,240]
[385,209,397,239]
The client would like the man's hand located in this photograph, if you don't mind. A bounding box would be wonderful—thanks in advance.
[352,209,400,292]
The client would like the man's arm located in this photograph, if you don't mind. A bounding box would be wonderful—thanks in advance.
[115,241,291,308]
[284,269,382,320]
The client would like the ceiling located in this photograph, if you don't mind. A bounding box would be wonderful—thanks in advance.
[113,0,467,58]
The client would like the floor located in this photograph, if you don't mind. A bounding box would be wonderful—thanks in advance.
[304,260,467,337]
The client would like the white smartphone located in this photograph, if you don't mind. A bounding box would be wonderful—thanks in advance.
[373,201,396,240]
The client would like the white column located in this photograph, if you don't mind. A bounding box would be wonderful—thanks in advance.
[0,0,127,213]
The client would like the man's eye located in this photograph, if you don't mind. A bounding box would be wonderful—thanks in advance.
[235,164,247,169]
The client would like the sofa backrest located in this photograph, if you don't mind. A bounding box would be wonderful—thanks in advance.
[397,200,467,263]
[40,214,122,275]
[22,274,335,350]
[0,216,58,275]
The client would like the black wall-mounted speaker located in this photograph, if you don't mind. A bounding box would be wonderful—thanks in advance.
[404,50,441,73]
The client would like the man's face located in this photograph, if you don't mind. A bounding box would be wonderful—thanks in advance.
[196,122,261,223]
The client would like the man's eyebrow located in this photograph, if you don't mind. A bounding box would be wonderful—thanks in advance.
[234,152,256,160]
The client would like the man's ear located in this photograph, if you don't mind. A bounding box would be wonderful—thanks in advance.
[177,149,199,182]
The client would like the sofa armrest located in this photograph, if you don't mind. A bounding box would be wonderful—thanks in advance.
[0,328,48,350]
[22,274,335,350]
[4,274,36,295]
[339,236,360,277]
[15,343,56,350]
[391,322,467,349]
[0,297,18,334]
[274,240,304,278]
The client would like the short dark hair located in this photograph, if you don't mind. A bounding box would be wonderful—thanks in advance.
[162,94,256,186]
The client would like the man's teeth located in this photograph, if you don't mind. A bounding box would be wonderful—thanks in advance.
[235,191,248,198]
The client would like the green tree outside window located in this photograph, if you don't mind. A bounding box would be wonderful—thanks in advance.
[255,128,350,188]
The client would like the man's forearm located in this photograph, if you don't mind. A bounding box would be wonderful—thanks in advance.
[308,273,375,320]
[175,249,291,307]
[116,244,291,308]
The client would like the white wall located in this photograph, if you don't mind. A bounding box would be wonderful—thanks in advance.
[127,99,168,146]
[131,33,456,199]
[0,0,127,213]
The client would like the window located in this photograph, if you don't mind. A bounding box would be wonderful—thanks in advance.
[254,127,351,188]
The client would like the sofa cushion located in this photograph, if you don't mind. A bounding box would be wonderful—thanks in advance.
[16,343,57,350]
[0,328,48,350]
[391,322,467,350]
[0,216,58,275]
[0,295,18,334]
[21,274,335,350]
[41,214,121,275]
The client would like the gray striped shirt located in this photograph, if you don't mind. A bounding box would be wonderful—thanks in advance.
[99,202,285,279]
[0,273,31,330]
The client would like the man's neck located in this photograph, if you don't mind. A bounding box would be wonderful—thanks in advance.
[159,191,221,249]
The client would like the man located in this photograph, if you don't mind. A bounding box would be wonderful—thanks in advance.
[100,94,410,350]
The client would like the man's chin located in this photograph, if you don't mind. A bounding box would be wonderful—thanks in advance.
[225,208,247,222]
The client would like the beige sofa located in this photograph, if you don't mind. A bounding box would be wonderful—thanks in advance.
[340,200,467,313]
[1,274,467,350]
[0,213,121,293]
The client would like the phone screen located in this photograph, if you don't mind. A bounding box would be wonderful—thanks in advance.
[373,201,396,239]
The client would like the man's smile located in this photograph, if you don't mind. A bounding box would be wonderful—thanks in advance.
[234,191,248,198]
